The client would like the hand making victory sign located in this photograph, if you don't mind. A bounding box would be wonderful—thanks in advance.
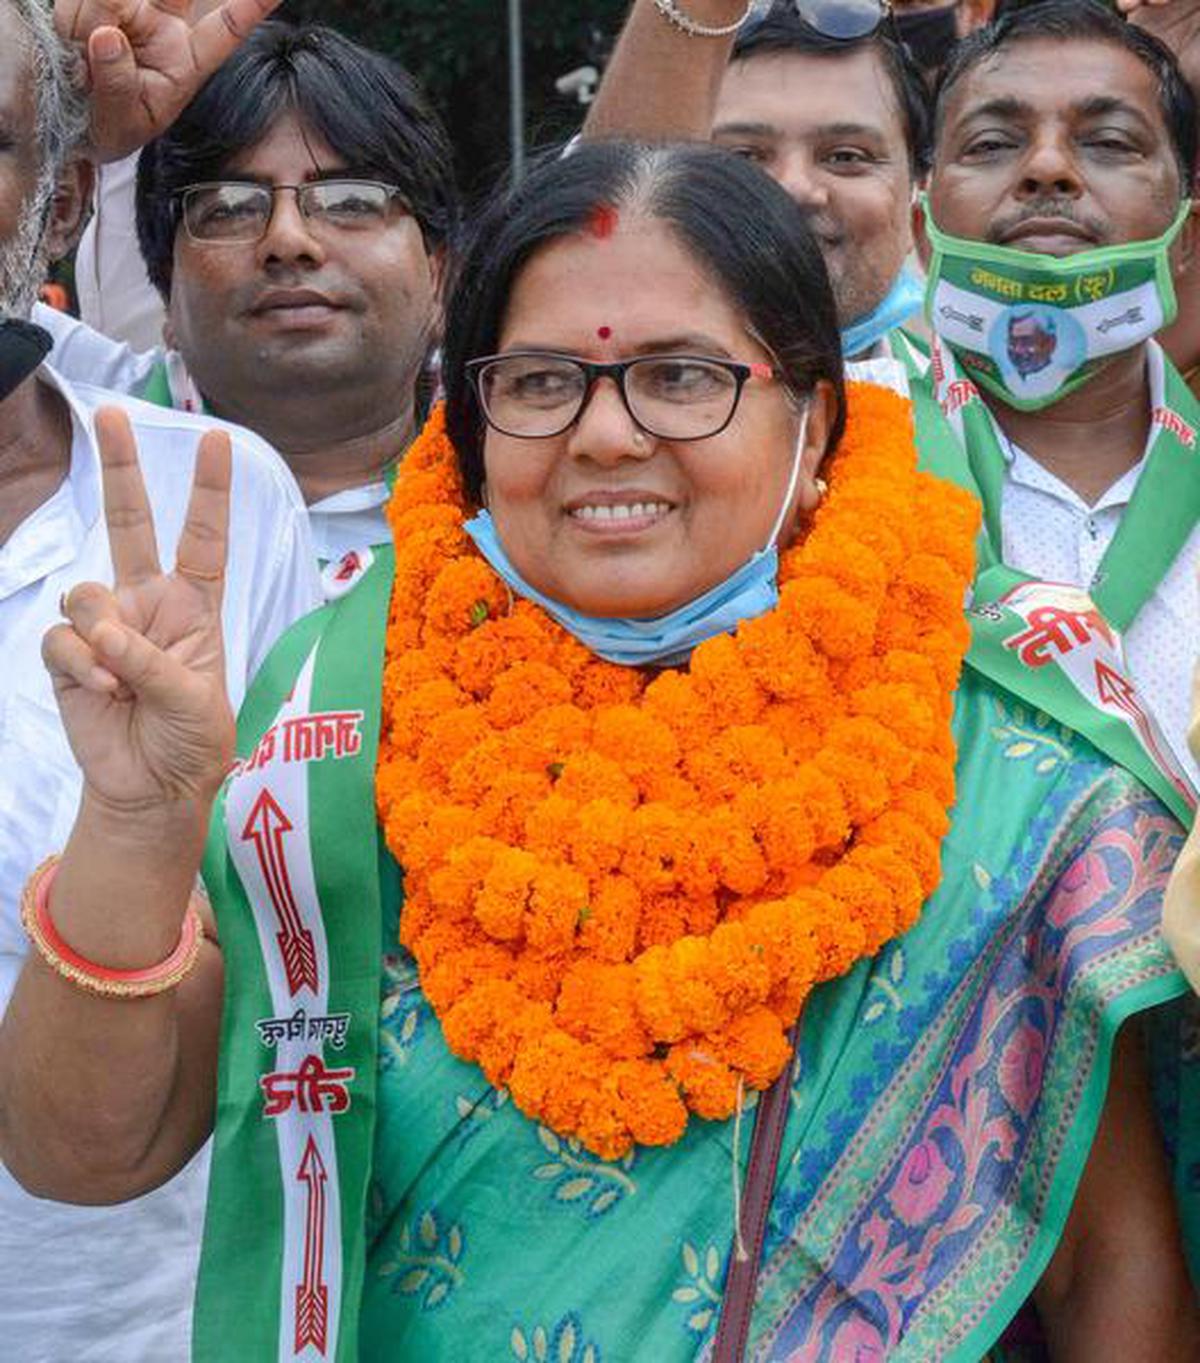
[42,409,236,817]
[53,0,285,161]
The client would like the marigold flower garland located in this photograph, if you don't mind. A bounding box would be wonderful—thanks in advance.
[376,383,979,1158]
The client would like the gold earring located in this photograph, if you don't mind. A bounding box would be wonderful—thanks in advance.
[814,477,829,500]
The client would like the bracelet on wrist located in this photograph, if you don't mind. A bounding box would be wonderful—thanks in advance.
[651,0,756,38]
[21,856,205,999]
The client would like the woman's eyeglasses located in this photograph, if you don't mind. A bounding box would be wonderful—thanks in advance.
[466,352,778,441]
[176,180,410,244]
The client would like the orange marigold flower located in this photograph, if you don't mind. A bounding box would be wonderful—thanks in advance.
[474,847,540,942]
[421,941,514,1013]
[592,706,681,798]
[517,704,593,769]
[568,799,633,879]
[486,661,575,729]
[642,668,715,741]
[737,613,832,706]
[814,748,891,825]
[637,892,692,950]
[782,577,878,660]
[613,1060,689,1147]
[527,862,590,954]
[708,1006,792,1088]
[621,803,707,895]
[573,661,645,708]
[478,770,554,844]
[523,793,579,858]
[556,751,638,809]
[685,724,790,804]
[633,944,686,1041]
[689,634,765,724]
[703,805,768,896]
[578,873,641,963]
[555,961,650,1058]
[415,705,492,786]
[385,678,465,758]
[423,558,509,639]
[666,1044,739,1120]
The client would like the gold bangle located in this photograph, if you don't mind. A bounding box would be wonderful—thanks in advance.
[21,856,205,999]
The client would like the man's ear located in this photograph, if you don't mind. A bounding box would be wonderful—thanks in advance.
[43,154,95,261]
[1170,197,1200,281]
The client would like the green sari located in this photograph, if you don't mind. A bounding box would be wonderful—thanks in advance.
[355,665,1185,1362]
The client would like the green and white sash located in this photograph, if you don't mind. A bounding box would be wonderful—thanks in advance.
[141,353,206,416]
[194,545,394,1362]
[914,334,1199,825]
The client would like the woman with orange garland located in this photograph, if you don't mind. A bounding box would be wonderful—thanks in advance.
[3,142,1196,1361]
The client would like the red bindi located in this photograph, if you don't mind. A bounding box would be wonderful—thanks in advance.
[597,326,612,340]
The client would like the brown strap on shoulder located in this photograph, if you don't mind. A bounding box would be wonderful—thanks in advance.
[710,1026,799,1363]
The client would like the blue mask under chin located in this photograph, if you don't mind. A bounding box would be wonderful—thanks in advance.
[464,510,781,668]
[839,269,925,359]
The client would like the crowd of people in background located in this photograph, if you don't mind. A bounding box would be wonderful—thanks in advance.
[2,0,1200,1359]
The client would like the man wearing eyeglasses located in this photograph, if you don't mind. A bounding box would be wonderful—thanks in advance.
[39,14,456,586]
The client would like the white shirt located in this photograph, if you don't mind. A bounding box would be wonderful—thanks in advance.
[74,155,167,353]
[36,305,394,567]
[0,367,320,1362]
[1001,353,1200,787]
[307,480,391,564]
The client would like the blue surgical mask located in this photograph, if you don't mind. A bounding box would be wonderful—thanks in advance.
[465,408,810,668]
[839,268,925,359]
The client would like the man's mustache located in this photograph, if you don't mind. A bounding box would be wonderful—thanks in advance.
[987,200,1106,246]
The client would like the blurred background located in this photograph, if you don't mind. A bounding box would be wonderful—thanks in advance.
[278,0,628,198]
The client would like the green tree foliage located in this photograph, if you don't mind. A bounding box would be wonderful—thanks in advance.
[279,0,628,197]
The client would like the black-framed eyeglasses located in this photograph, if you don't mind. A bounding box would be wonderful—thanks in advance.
[466,351,778,441]
[176,179,410,244]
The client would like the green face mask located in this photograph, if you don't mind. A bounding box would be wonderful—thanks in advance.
[921,193,1190,411]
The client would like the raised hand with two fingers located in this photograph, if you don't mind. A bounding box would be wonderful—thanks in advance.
[42,406,237,817]
[54,0,285,161]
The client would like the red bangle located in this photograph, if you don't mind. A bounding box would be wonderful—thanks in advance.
[21,856,204,999]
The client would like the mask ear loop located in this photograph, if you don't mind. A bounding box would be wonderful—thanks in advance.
[762,403,812,553]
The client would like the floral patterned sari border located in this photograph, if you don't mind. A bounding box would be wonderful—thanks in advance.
[746,774,1186,1362]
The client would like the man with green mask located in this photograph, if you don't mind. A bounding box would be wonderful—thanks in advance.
[915,0,1200,822]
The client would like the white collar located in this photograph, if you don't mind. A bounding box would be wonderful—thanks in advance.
[999,343,1163,513]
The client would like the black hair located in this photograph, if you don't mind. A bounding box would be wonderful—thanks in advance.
[442,140,846,505]
[935,0,1197,185]
[731,4,933,175]
[135,20,458,298]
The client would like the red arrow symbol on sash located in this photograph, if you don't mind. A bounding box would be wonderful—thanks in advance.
[294,1137,330,1356]
[1094,661,1194,806]
[241,789,319,995]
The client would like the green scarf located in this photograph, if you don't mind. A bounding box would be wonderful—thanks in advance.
[899,334,1198,826]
